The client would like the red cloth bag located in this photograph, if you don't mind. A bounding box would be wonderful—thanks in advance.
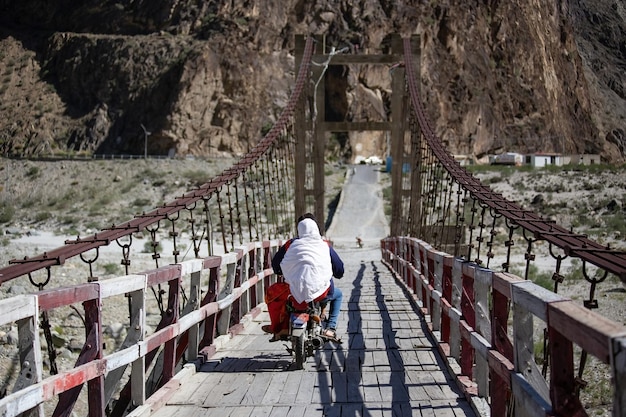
[264,282,291,333]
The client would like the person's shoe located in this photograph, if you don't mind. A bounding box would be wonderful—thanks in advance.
[269,328,289,342]
[322,328,340,342]
[261,325,272,334]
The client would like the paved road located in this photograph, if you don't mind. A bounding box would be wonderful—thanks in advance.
[326,164,389,249]
[142,165,477,417]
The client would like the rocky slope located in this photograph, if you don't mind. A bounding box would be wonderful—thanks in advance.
[0,0,624,163]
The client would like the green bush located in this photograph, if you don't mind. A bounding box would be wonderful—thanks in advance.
[143,240,163,253]
[132,198,151,207]
[183,170,208,187]
[26,166,41,179]
[34,211,52,222]
[102,263,121,276]
[0,201,15,223]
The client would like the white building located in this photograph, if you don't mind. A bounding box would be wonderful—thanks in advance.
[525,153,565,168]
[563,154,601,165]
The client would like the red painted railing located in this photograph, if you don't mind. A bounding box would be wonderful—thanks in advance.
[0,240,283,417]
[381,236,626,417]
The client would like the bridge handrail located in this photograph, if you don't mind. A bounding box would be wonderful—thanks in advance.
[381,236,626,416]
[0,239,282,417]
[402,38,626,283]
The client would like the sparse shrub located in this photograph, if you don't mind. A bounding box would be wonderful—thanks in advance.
[97,194,113,205]
[35,211,52,222]
[0,201,15,223]
[85,221,101,229]
[132,198,151,207]
[183,170,208,186]
[143,240,162,253]
[102,263,121,276]
[26,166,40,179]
[60,216,76,225]
[511,264,553,290]
[261,122,272,136]
[139,169,160,181]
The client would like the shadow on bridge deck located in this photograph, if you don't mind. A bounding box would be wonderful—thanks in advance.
[135,165,476,416]
[143,247,476,417]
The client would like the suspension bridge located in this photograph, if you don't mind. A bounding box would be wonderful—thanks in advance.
[0,35,624,417]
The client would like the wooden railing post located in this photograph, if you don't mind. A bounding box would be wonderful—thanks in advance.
[473,268,492,399]
[129,285,147,408]
[217,258,237,335]
[162,276,181,384]
[613,336,626,416]
[186,265,202,363]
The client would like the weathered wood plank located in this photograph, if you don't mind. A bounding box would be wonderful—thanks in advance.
[548,299,625,363]
[362,370,383,403]
[0,295,37,325]
[142,254,479,417]
[262,372,290,405]
[239,372,272,405]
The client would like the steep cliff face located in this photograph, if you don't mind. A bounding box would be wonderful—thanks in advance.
[0,0,624,162]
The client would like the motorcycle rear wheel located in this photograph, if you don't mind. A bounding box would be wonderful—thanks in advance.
[294,333,306,370]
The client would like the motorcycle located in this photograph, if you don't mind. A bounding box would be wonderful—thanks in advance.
[286,298,338,369]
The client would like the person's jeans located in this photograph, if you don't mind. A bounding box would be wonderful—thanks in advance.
[323,287,343,329]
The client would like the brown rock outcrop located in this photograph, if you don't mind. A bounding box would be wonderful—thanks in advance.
[0,0,623,162]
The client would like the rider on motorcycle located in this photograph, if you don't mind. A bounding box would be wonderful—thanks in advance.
[267,213,344,341]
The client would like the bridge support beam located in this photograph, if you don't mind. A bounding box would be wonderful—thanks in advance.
[294,34,420,236]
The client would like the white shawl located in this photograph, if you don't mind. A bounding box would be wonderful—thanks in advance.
[280,218,333,303]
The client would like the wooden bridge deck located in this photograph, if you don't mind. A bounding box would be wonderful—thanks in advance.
[144,252,476,417]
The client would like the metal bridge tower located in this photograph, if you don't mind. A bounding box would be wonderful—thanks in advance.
[294,34,420,236]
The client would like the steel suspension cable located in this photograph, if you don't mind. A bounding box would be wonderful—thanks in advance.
[402,37,626,283]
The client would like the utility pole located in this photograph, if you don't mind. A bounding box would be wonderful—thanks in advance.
[141,124,151,159]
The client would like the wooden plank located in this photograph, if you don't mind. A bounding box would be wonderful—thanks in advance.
[37,284,99,310]
[548,300,626,363]
[267,406,290,417]
[449,258,463,361]
[186,270,202,362]
[146,264,182,287]
[361,369,382,403]
[200,374,246,407]
[512,302,550,405]
[511,280,567,322]
[228,406,253,417]
[510,373,551,417]
[262,372,290,405]
[344,371,364,402]
[245,406,272,417]
[278,372,303,405]
[99,274,146,298]
[284,405,306,417]
[10,313,44,415]
[178,258,204,276]
[473,268,491,398]
[330,371,347,403]
[294,372,316,404]
[171,373,224,404]
[0,384,42,416]
[612,335,626,417]
[241,372,272,405]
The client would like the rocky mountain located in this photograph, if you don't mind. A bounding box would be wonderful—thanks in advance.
[0,0,624,163]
